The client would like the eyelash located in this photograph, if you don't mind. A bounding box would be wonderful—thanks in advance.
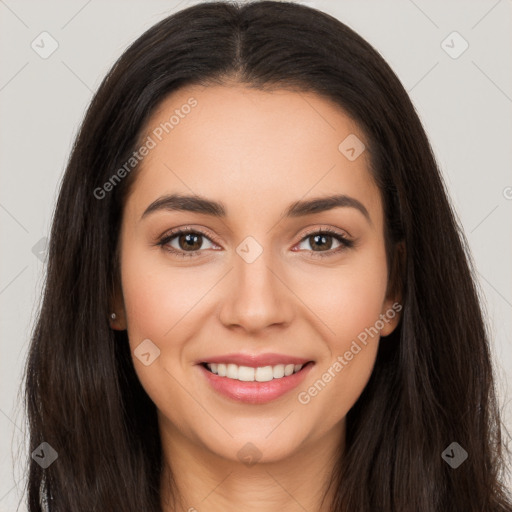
[156,226,354,259]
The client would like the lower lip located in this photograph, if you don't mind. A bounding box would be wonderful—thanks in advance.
[198,362,314,404]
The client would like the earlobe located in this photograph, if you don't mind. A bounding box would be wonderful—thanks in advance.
[109,308,127,330]
[109,276,127,330]
[380,241,405,337]
[109,312,118,329]
[379,299,403,337]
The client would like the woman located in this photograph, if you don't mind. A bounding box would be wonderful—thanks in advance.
[24,1,512,511]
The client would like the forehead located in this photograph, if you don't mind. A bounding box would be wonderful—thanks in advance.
[125,83,382,226]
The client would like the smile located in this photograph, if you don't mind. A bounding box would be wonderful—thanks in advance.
[204,362,304,382]
[199,361,315,404]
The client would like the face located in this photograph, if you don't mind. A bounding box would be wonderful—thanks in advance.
[111,83,401,464]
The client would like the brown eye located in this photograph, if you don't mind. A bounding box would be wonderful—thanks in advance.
[295,228,354,258]
[177,232,203,251]
[307,233,335,251]
[158,228,217,258]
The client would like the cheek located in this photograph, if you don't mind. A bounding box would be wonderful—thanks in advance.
[120,243,210,348]
[119,244,207,419]
[295,243,389,347]
[294,244,388,419]
[119,242,223,410]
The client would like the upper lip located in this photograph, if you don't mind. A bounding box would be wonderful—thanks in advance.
[199,353,313,368]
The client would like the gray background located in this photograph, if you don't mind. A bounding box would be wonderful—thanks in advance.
[1,0,511,509]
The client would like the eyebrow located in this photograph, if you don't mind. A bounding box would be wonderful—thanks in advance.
[140,193,371,224]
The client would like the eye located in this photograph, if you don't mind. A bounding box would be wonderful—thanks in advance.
[156,226,354,259]
[295,227,354,258]
[157,227,218,258]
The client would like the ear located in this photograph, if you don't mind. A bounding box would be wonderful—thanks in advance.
[109,272,127,331]
[379,241,405,337]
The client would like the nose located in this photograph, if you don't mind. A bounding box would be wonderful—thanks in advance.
[218,239,294,334]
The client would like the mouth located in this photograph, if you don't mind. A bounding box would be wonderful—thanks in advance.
[198,360,315,404]
[200,361,313,382]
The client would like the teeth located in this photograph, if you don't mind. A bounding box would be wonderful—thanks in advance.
[273,364,285,378]
[226,363,238,379]
[239,366,255,381]
[205,362,305,382]
[255,366,273,382]
[284,364,294,376]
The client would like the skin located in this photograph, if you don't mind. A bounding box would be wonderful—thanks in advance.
[110,82,402,512]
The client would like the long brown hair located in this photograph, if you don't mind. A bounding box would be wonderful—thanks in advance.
[22,1,512,510]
